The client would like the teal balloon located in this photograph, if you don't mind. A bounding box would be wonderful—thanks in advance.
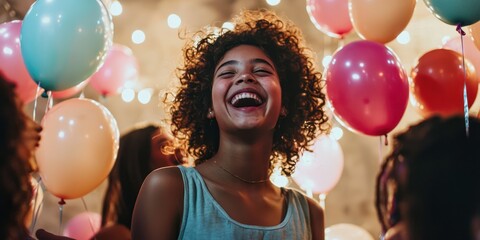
[423,0,480,26]
[21,0,113,91]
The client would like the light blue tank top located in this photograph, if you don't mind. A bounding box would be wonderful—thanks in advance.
[177,165,312,240]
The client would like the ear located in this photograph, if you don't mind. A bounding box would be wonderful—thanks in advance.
[280,106,287,117]
[207,108,215,119]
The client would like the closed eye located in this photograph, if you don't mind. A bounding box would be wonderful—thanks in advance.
[253,68,273,76]
[217,71,236,78]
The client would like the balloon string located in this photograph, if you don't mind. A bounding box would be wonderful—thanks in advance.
[44,91,53,115]
[318,193,327,211]
[81,197,97,240]
[58,198,66,235]
[378,136,384,164]
[32,83,41,121]
[338,37,345,48]
[306,186,313,198]
[457,24,470,137]
[30,177,43,233]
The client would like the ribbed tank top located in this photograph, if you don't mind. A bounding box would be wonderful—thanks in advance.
[177,165,312,240]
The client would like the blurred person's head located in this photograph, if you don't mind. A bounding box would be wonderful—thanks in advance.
[0,73,41,239]
[376,115,480,240]
[102,124,184,228]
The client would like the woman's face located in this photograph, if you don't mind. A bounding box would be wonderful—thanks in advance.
[211,44,282,134]
[150,129,182,170]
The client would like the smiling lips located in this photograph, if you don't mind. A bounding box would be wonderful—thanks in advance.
[230,92,264,108]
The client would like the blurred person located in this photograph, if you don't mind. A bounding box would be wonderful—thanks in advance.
[0,72,42,239]
[101,124,184,229]
[376,115,480,240]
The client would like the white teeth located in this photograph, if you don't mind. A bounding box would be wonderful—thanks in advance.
[231,92,263,105]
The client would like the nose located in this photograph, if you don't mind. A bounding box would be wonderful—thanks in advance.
[235,73,257,85]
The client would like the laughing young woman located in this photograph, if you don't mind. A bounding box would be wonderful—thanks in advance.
[132,9,329,240]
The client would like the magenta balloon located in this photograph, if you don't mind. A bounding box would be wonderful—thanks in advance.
[0,20,41,103]
[89,44,138,96]
[292,135,344,194]
[306,0,353,38]
[326,40,409,136]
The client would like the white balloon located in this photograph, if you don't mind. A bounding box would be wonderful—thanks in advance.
[292,135,344,194]
[325,223,374,240]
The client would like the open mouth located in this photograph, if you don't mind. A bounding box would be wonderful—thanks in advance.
[230,92,264,108]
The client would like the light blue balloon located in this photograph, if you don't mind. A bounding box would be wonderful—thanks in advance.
[21,0,113,91]
[424,0,480,26]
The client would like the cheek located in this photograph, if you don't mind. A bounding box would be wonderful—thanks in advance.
[266,81,283,105]
[211,81,229,107]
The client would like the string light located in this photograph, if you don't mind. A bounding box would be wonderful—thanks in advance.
[121,88,135,103]
[167,14,181,29]
[138,88,153,104]
[396,31,410,45]
[110,0,123,16]
[132,29,145,44]
[266,0,281,6]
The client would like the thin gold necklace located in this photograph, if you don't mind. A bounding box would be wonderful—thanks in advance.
[213,160,270,184]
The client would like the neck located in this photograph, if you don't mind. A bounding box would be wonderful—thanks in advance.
[211,131,273,184]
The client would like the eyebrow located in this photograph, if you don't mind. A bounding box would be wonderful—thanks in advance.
[215,58,276,73]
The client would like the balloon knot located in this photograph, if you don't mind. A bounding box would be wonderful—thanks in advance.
[384,134,388,146]
[41,91,49,98]
[58,198,66,205]
[456,24,466,36]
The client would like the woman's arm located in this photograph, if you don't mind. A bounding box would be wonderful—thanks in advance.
[307,198,325,240]
[131,166,184,240]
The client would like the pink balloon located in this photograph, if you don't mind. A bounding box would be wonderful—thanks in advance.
[51,78,90,99]
[36,98,119,199]
[306,0,353,38]
[63,212,101,240]
[326,40,409,136]
[292,135,344,194]
[443,36,480,81]
[89,44,138,96]
[0,20,41,103]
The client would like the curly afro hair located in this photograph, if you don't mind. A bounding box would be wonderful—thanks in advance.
[0,74,33,239]
[170,9,329,176]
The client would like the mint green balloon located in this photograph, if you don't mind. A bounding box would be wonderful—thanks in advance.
[424,0,480,26]
[21,0,113,91]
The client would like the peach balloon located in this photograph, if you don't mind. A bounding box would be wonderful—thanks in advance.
[36,98,119,199]
[292,135,344,194]
[469,21,480,52]
[349,0,416,43]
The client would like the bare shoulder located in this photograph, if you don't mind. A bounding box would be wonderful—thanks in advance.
[143,166,184,191]
[131,166,184,240]
[306,196,325,240]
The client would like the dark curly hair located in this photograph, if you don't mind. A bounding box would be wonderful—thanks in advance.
[0,74,33,239]
[169,9,328,176]
[376,115,480,240]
